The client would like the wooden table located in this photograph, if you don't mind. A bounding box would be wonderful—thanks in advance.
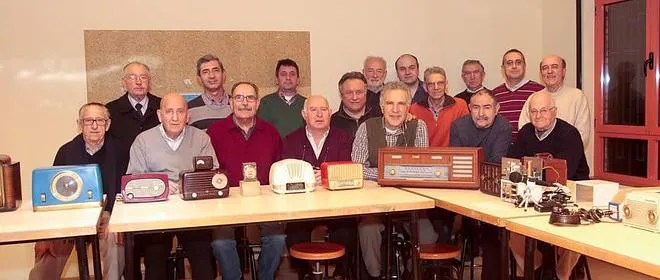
[506,215,660,280]
[402,188,549,280]
[110,181,435,280]
[0,201,103,280]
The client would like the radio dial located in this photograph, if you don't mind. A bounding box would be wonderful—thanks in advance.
[623,205,632,219]
[648,210,657,225]
[390,169,396,175]
[212,173,228,189]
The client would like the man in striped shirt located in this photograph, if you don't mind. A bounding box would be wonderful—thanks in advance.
[492,49,545,142]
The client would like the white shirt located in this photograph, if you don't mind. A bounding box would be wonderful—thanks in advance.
[505,79,530,92]
[305,127,329,159]
[158,124,186,151]
[535,119,557,141]
[128,94,148,115]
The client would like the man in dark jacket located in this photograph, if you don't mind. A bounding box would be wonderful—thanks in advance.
[330,72,383,137]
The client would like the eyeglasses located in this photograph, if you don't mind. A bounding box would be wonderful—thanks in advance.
[124,74,150,82]
[80,118,108,126]
[529,107,556,116]
[425,81,446,88]
[232,95,258,103]
[541,64,562,72]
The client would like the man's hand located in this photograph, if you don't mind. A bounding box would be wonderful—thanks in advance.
[405,112,417,122]
[97,211,110,240]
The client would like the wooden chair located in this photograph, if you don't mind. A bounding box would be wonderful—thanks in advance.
[290,242,345,280]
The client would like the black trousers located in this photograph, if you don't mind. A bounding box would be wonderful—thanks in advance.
[286,218,357,279]
[135,229,215,280]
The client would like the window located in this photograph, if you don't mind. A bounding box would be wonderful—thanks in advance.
[595,0,660,186]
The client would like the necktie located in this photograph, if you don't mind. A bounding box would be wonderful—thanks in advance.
[135,103,144,119]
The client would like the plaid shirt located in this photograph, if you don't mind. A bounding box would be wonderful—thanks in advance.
[351,119,429,180]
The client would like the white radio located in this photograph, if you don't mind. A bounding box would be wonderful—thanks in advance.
[623,190,660,233]
[269,159,315,194]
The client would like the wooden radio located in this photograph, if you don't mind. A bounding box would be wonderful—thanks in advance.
[180,156,229,200]
[0,154,21,212]
[377,147,483,189]
[480,162,501,196]
[121,173,169,203]
[320,161,363,190]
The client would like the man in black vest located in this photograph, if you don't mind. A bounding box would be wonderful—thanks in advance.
[351,81,437,279]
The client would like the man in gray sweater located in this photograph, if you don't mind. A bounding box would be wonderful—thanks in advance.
[127,92,218,279]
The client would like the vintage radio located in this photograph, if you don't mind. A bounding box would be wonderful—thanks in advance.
[270,159,315,194]
[180,170,229,200]
[32,164,103,211]
[377,147,483,189]
[0,154,22,212]
[194,156,214,171]
[622,190,660,233]
[321,161,363,190]
[121,173,169,203]
[479,162,501,196]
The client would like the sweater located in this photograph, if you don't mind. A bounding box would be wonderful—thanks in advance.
[207,115,282,187]
[330,100,383,138]
[508,118,589,180]
[492,80,545,142]
[449,114,512,163]
[126,125,218,184]
[409,96,469,147]
[518,86,591,146]
[257,93,306,138]
[53,134,120,211]
[281,127,353,168]
[454,87,489,110]
[106,92,161,175]
[188,94,232,130]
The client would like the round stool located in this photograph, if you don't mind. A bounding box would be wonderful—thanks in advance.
[290,242,345,280]
[419,244,461,280]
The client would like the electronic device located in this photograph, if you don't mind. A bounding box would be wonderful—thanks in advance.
[377,147,483,189]
[194,156,214,171]
[479,162,501,196]
[269,159,315,194]
[574,180,620,207]
[121,173,169,203]
[0,154,21,212]
[32,164,103,211]
[320,161,363,190]
[549,207,614,226]
[180,170,229,200]
[622,190,660,233]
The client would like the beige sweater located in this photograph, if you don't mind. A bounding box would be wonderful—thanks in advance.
[518,86,591,146]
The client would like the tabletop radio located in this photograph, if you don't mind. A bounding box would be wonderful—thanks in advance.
[32,164,103,211]
[623,190,660,233]
[378,147,483,189]
[321,161,363,190]
[270,159,315,194]
[0,154,21,212]
[181,156,228,200]
[121,173,169,203]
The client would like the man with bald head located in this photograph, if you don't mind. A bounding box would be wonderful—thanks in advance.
[207,82,286,280]
[127,92,218,279]
[282,95,355,279]
[518,55,591,146]
[507,91,588,280]
[395,54,427,104]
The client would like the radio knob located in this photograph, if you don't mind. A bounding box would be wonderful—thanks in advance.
[623,205,632,219]
[127,193,134,200]
[87,190,93,199]
[217,190,223,197]
[434,170,441,177]
[390,169,396,175]
[648,210,657,225]
[40,193,46,202]
[192,192,198,198]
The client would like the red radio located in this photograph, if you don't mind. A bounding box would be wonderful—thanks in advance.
[121,173,169,203]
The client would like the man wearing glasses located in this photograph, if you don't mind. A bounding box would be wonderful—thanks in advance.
[492,49,545,142]
[207,82,286,280]
[518,55,591,147]
[507,91,589,280]
[409,66,469,147]
[30,103,123,280]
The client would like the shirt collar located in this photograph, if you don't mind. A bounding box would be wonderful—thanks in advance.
[85,140,104,156]
[535,119,557,141]
[158,124,186,151]
[127,94,149,110]
[202,92,229,106]
[466,86,484,94]
[232,115,256,139]
[382,118,404,135]
[278,92,298,105]
[505,79,530,92]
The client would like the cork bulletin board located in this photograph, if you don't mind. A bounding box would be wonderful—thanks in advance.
[84,30,311,104]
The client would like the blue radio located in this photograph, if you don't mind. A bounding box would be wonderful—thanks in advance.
[32,164,103,211]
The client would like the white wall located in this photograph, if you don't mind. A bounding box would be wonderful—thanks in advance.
[0,0,611,278]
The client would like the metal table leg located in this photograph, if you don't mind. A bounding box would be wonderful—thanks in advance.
[524,236,537,280]
[410,211,420,280]
[75,237,90,280]
[499,227,510,280]
[385,214,392,279]
[124,233,135,280]
[91,236,103,280]
[356,216,361,280]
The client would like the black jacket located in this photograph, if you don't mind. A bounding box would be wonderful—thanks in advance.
[330,101,383,138]
[106,93,161,175]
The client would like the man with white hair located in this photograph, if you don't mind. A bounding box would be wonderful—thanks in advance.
[363,56,388,111]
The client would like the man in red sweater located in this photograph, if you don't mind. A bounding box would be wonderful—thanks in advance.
[206,81,286,280]
[409,66,469,147]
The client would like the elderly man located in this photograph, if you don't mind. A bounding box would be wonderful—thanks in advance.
[395,54,427,104]
[518,55,591,146]
[455,59,488,109]
[450,88,511,163]
[127,93,217,279]
[363,56,388,109]
[106,62,162,176]
[29,103,122,280]
[508,91,589,280]
[492,49,545,142]
[207,82,286,280]
[352,81,439,279]
[188,54,232,129]
[409,66,469,147]
[282,95,355,279]
[331,72,383,137]
[258,58,307,138]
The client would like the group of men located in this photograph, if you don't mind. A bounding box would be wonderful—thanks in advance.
[30,48,591,280]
